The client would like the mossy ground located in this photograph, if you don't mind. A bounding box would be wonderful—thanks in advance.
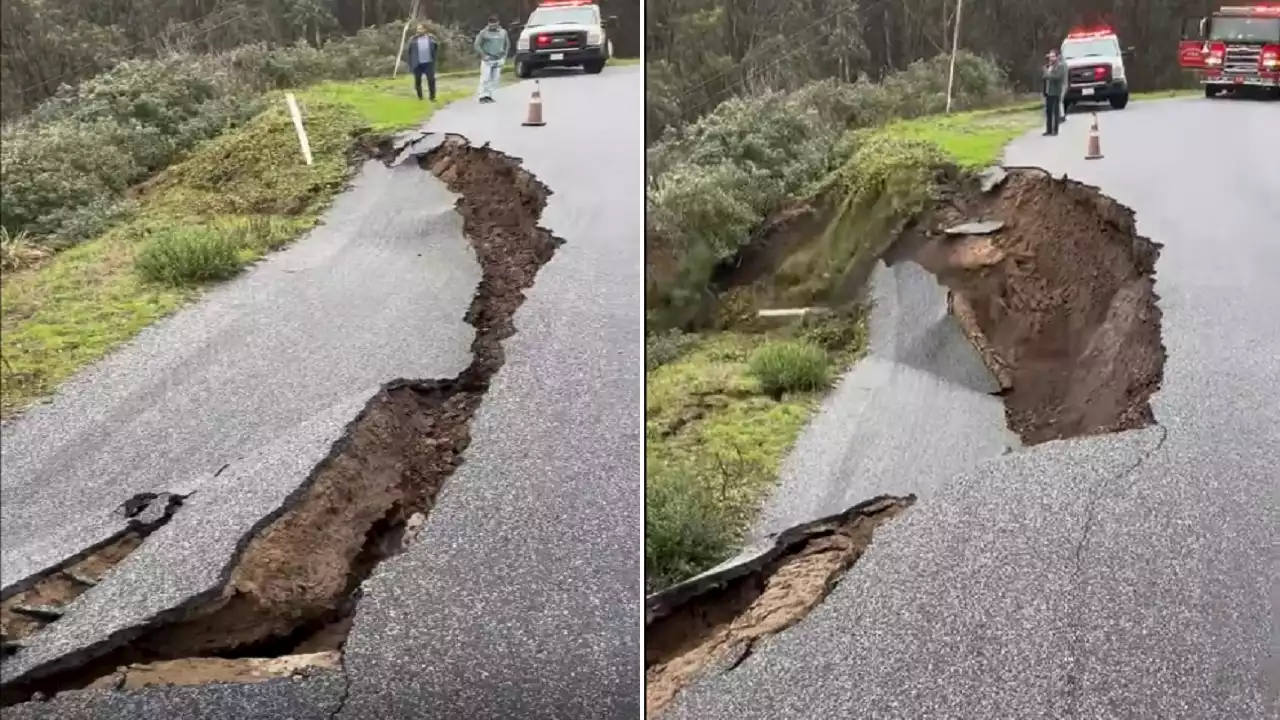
[0,75,473,418]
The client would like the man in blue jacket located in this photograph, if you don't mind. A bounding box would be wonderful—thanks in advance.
[404,24,439,102]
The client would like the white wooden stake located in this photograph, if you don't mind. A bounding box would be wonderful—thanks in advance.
[945,0,965,114]
[285,93,313,166]
[394,0,421,78]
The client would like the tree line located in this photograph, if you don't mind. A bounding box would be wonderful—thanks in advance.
[1,0,639,119]
[647,0,1216,142]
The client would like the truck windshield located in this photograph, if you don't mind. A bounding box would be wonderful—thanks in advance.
[1209,17,1280,42]
[1061,37,1119,58]
[527,7,596,27]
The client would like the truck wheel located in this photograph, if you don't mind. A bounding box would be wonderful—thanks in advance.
[1109,93,1129,110]
[1205,84,1219,98]
[584,60,605,74]
[515,61,534,79]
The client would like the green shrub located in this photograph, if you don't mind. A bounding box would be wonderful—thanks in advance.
[799,311,868,356]
[645,458,740,593]
[646,329,698,371]
[748,341,830,396]
[0,119,141,242]
[134,227,244,286]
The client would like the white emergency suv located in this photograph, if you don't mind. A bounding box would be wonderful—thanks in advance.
[513,1,616,78]
[1060,27,1133,111]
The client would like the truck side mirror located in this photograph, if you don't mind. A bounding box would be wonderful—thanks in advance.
[606,15,618,27]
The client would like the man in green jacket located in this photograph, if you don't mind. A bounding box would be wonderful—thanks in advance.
[474,16,510,104]
[1042,50,1067,136]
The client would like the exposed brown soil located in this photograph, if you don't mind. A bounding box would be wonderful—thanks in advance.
[645,497,914,718]
[0,134,562,706]
[1,534,142,644]
[894,168,1165,445]
[84,652,340,692]
[694,161,1164,447]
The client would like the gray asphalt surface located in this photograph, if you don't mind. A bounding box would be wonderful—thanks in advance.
[665,97,1280,718]
[752,260,1010,539]
[336,65,643,720]
[1,153,475,591]
[3,65,641,718]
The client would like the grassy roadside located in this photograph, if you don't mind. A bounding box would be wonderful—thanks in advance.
[0,75,475,419]
[643,104,1040,593]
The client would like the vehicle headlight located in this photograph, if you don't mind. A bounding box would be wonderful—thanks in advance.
[517,35,530,51]
[587,30,602,45]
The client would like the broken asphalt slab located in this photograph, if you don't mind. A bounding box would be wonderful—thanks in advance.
[1,149,476,590]
[661,427,1170,719]
[1,395,367,688]
[750,259,1010,538]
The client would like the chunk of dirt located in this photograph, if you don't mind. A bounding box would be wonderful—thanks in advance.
[895,167,1165,445]
[0,135,562,706]
[85,652,340,691]
[645,496,913,718]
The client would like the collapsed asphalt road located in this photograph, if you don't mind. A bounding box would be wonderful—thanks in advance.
[653,98,1279,718]
[1,66,642,718]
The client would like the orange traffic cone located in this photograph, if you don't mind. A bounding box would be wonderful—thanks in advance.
[1085,113,1103,160]
[522,81,546,127]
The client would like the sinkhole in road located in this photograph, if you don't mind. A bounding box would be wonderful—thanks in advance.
[644,496,914,719]
[641,167,1166,717]
[0,134,563,706]
[888,166,1167,446]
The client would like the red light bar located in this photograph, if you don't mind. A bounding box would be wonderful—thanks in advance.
[1066,25,1116,39]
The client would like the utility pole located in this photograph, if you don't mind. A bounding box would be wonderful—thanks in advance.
[945,0,964,114]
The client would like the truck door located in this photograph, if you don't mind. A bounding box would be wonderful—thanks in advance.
[1179,16,1208,68]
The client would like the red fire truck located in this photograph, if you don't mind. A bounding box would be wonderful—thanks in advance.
[1178,4,1280,98]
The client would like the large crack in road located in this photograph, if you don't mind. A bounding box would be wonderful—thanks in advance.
[644,496,914,719]
[0,134,563,707]
[891,166,1166,445]
[644,165,1170,717]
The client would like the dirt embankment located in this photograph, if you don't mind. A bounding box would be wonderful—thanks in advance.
[714,163,1165,446]
[892,167,1165,445]
[644,496,914,718]
[0,135,562,706]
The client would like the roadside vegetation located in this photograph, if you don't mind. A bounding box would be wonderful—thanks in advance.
[0,23,481,418]
[643,0,1203,592]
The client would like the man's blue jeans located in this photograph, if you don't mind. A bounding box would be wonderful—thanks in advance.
[478,59,502,99]
[1044,94,1060,134]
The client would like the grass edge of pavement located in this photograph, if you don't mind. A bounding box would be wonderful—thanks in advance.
[0,75,479,420]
